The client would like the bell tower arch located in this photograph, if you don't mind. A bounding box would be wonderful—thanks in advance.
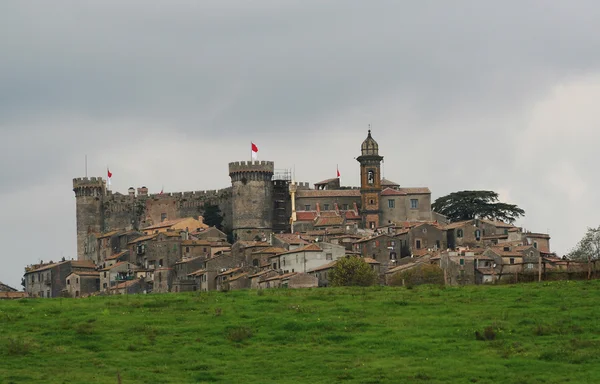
[356,130,383,229]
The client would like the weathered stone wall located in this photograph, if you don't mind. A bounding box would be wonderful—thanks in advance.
[73,178,105,260]
[288,273,318,288]
[229,161,274,241]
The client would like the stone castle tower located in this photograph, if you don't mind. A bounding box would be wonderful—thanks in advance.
[73,177,106,258]
[228,161,275,242]
[356,130,383,229]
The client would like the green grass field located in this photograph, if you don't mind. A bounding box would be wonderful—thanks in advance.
[2,281,600,384]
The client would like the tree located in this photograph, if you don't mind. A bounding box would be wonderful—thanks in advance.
[329,257,378,287]
[202,203,223,230]
[567,226,600,279]
[432,190,525,223]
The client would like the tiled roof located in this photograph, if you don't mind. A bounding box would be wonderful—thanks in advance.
[188,268,206,277]
[264,272,297,282]
[296,211,318,221]
[227,273,249,282]
[296,190,361,198]
[354,233,392,244]
[105,251,129,261]
[443,220,474,230]
[97,230,121,239]
[251,247,287,255]
[307,261,337,273]
[399,187,430,194]
[345,210,361,220]
[100,261,132,271]
[314,216,344,227]
[248,270,275,278]
[142,218,186,231]
[217,267,243,277]
[181,239,212,246]
[68,271,100,278]
[109,279,141,290]
[363,257,380,264]
[381,178,400,187]
[381,188,406,196]
[272,243,322,257]
[26,260,96,274]
[524,232,551,239]
[127,234,158,244]
[480,219,516,229]
[273,234,308,245]
[235,241,270,248]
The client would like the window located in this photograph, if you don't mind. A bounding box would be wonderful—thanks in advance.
[186,247,190,253]
[504,229,508,235]
[510,258,515,264]
[161,213,167,222]
[422,228,427,234]
[342,204,348,210]
[436,240,441,249]
[527,263,534,269]
[457,229,464,238]
[369,222,375,229]
[252,259,259,267]
[416,240,422,249]
[67,279,70,285]
[326,253,332,260]
[272,263,277,269]
[324,204,329,211]
[388,199,395,208]
[103,283,107,288]
[305,205,311,211]
[369,199,375,205]
[367,170,375,184]
[159,259,163,267]
[410,199,418,209]
[460,258,465,265]
[76,278,79,284]
[533,242,538,249]
[283,258,286,267]
[475,230,481,241]
[103,271,107,278]
[390,252,397,260]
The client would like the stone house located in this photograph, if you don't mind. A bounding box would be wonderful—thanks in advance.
[144,232,184,270]
[384,254,434,285]
[287,273,318,288]
[259,272,297,289]
[354,234,402,269]
[191,226,227,242]
[66,271,100,297]
[250,247,287,269]
[269,243,345,274]
[191,252,246,291]
[271,233,309,250]
[307,261,336,287]
[128,233,158,266]
[482,245,541,278]
[437,250,477,285]
[99,261,136,291]
[153,267,174,293]
[215,267,244,291]
[172,256,207,292]
[108,278,147,295]
[444,220,497,249]
[522,232,551,252]
[379,186,433,225]
[328,234,363,252]
[226,272,251,290]
[188,268,208,291]
[230,241,270,266]
[394,222,447,254]
[0,281,17,292]
[23,260,96,298]
[248,270,279,289]
[181,240,212,259]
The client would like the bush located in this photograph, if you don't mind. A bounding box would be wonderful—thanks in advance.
[329,257,378,287]
[226,326,253,343]
[388,264,444,287]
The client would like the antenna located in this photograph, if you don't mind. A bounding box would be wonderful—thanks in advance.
[85,155,88,177]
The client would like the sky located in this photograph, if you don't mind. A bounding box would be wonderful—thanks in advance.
[2,1,600,289]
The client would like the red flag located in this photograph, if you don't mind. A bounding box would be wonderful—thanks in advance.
[251,142,258,153]
[251,142,258,160]
[107,168,112,178]
[337,167,340,178]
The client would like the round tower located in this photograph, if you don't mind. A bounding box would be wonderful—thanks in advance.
[228,161,274,242]
[73,177,106,260]
[356,130,384,229]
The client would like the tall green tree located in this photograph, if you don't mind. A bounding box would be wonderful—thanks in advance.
[567,226,600,279]
[202,203,223,230]
[329,257,378,287]
[432,190,525,223]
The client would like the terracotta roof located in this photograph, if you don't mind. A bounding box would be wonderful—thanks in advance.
[524,233,551,239]
[217,267,243,277]
[248,270,276,278]
[181,239,211,246]
[307,261,337,273]
[0,292,29,299]
[127,234,158,244]
[296,211,318,221]
[142,218,186,231]
[109,279,141,290]
[105,251,129,261]
[381,188,406,196]
[235,241,270,248]
[363,257,380,264]
[480,219,516,229]
[161,231,183,238]
[68,271,100,278]
[272,243,322,257]
[264,272,297,282]
[444,220,474,230]
[399,187,430,194]
[381,178,400,187]
[97,230,121,239]
[314,216,344,227]
[296,189,361,198]
[354,233,393,244]
[227,273,249,282]
[345,210,361,220]
[251,247,287,255]
[273,234,309,245]
[188,268,206,277]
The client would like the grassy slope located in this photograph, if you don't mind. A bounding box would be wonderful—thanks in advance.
[1,281,600,384]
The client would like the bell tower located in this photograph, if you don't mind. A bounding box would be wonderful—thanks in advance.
[356,130,383,229]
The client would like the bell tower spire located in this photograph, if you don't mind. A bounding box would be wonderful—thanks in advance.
[356,128,383,229]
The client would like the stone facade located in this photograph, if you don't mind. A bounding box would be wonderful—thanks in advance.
[66,271,100,297]
[24,260,96,298]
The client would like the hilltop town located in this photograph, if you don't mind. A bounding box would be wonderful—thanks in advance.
[14,131,577,299]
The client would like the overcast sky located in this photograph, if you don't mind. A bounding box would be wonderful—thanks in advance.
[2,1,600,289]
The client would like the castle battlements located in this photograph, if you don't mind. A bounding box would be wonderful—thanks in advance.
[73,177,105,188]
[228,161,275,175]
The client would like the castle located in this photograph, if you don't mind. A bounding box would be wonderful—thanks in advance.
[73,131,436,260]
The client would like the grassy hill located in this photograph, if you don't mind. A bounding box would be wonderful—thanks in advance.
[1,281,600,383]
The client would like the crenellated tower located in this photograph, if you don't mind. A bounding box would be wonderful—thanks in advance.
[356,130,384,229]
[73,177,106,260]
[228,161,274,241]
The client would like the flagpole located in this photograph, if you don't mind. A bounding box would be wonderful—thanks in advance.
[85,155,87,178]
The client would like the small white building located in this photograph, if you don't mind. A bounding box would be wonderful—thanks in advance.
[268,242,346,274]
